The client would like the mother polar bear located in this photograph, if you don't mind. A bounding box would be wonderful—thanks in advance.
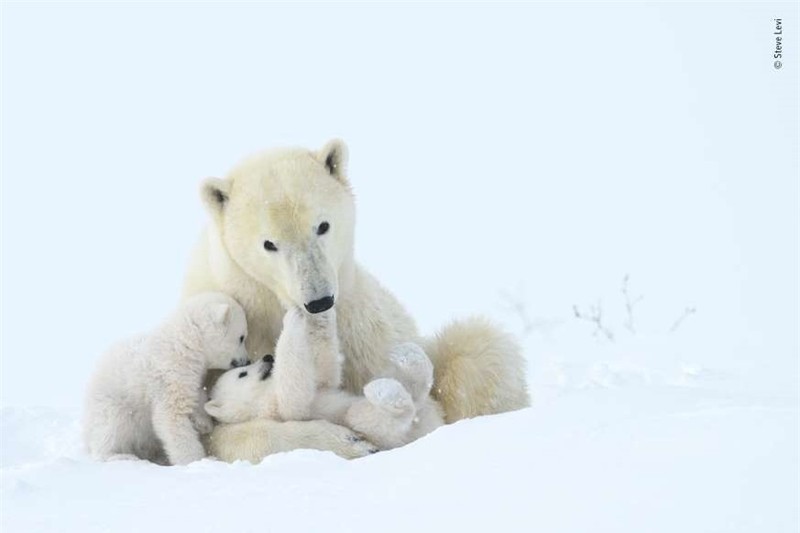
[183,139,530,459]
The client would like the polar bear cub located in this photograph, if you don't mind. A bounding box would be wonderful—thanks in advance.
[205,308,443,450]
[83,292,250,465]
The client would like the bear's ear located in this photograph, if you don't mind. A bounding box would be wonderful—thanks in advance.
[317,139,349,183]
[200,177,231,219]
[209,303,231,327]
[204,400,224,418]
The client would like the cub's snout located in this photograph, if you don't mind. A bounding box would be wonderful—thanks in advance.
[230,357,249,368]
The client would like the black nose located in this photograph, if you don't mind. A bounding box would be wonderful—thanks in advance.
[304,295,335,314]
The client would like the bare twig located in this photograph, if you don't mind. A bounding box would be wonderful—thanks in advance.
[573,301,615,341]
[669,306,697,333]
[499,289,563,338]
[621,274,644,334]
[499,289,536,337]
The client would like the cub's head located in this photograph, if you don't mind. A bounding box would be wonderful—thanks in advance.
[182,292,250,370]
[204,354,274,423]
[201,139,355,314]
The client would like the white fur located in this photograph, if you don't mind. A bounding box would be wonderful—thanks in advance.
[83,292,250,465]
[184,140,529,458]
[206,308,443,453]
[204,419,377,462]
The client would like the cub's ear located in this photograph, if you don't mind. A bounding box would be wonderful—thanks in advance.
[204,400,223,418]
[260,354,274,381]
[317,139,349,183]
[209,303,231,327]
[200,177,231,219]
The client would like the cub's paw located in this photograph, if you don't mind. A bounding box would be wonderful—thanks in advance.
[106,453,141,462]
[363,378,414,416]
[168,448,207,466]
[191,410,215,435]
[165,436,208,466]
[387,343,434,402]
[331,426,380,458]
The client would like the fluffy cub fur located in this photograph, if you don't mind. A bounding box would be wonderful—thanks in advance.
[204,419,378,462]
[83,292,250,465]
[206,308,443,452]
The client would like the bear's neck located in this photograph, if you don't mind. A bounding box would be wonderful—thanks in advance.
[338,255,357,295]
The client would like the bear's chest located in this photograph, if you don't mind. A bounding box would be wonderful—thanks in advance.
[238,289,284,359]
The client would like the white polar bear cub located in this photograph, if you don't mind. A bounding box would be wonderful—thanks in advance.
[83,292,250,465]
[205,308,443,451]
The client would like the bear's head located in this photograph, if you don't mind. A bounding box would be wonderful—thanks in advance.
[204,354,274,423]
[201,140,354,314]
[182,292,250,370]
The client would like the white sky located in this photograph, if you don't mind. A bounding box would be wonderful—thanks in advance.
[1,3,797,408]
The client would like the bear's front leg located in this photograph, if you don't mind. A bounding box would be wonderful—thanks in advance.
[152,401,207,465]
[190,389,215,435]
[306,309,343,389]
[273,308,317,421]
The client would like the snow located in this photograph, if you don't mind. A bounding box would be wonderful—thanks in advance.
[3,385,797,532]
[1,2,798,532]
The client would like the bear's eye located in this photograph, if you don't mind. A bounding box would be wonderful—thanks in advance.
[317,222,330,236]
[238,371,248,378]
[239,335,244,344]
[263,240,278,252]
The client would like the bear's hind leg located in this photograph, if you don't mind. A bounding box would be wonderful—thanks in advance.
[311,389,359,425]
[346,378,415,450]
[385,343,435,403]
[84,398,145,461]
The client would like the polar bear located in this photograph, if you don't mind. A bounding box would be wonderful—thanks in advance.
[83,292,250,465]
[183,140,529,453]
[204,419,378,462]
[205,308,443,453]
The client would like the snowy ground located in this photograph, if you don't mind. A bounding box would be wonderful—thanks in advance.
[2,2,798,532]
[2,385,797,532]
[2,318,798,532]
